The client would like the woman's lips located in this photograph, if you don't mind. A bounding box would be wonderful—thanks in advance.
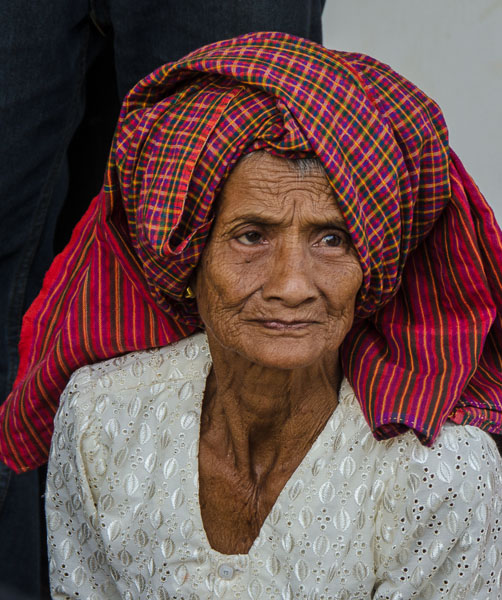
[253,319,316,330]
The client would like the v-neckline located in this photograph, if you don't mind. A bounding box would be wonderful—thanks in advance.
[190,353,345,557]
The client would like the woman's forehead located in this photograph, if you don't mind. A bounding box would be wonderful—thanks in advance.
[218,152,343,222]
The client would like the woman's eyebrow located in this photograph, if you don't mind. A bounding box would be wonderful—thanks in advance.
[224,213,286,229]
[226,213,348,229]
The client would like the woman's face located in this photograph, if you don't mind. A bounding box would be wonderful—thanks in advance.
[194,153,363,370]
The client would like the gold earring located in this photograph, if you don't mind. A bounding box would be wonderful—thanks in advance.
[184,286,195,299]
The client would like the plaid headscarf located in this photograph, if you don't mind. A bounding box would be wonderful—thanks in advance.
[1,32,501,472]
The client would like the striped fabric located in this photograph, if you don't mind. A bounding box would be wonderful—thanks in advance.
[1,32,501,472]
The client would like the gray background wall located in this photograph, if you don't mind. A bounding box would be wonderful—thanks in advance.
[322,0,502,223]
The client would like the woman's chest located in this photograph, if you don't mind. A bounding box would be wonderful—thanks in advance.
[86,382,393,598]
[197,445,293,555]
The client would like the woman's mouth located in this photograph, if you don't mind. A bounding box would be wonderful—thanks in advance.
[253,319,316,330]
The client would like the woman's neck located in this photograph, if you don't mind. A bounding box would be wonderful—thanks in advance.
[200,332,342,486]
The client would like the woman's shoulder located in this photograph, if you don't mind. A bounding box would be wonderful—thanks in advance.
[368,419,502,522]
[339,381,502,496]
[402,421,501,493]
[337,390,502,579]
[49,332,211,497]
[377,420,501,495]
[58,331,211,420]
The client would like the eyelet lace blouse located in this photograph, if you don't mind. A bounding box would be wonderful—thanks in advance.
[46,332,502,599]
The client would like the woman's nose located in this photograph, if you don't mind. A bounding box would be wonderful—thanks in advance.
[261,241,317,307]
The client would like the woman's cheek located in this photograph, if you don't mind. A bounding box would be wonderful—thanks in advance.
[215,254,266,302]
[319,260,363,304]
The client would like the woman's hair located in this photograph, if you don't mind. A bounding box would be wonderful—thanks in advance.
[240,151,325,179]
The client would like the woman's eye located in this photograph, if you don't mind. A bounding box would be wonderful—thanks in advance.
[236,231,263,246]
[318,233,344,247]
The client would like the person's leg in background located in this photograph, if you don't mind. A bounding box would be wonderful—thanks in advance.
[108,0,326,98]
[0,1,98,596]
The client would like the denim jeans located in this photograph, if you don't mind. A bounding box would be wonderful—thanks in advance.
[0,1,325,596]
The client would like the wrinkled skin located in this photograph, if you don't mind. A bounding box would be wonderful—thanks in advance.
[194,152,363,554]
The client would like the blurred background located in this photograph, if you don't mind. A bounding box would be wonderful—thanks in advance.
[322,0,502,222]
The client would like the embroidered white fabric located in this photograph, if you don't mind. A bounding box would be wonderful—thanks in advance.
[46,332,502,599]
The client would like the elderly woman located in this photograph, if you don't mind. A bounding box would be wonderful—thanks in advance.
[1,33,502,599]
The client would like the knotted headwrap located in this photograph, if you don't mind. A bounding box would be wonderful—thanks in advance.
[1,32,501,472]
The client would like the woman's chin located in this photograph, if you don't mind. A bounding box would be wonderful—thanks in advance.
[238,337,332,371]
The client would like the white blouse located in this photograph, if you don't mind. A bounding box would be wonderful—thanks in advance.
[46,332,502,599]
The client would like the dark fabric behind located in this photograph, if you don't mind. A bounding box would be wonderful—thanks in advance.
[54,39,120,253]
